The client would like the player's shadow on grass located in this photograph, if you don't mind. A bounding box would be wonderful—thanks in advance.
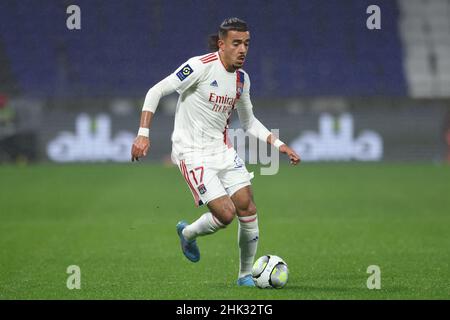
[211,283,409,295]
[283,285,409,294]
[283,285,358,293]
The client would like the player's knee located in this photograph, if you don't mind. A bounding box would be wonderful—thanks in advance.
[247,201,257,216]
[237,200,257,217]
[219,214,234,226]
[217,202,236,226]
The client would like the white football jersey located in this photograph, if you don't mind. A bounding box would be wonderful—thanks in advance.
[166,52,252,158]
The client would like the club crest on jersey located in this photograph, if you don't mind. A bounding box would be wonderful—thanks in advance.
[176,64,193,81]
[236,71,245,99]
[198,184,207,195]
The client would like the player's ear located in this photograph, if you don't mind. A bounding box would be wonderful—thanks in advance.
[218,38,225,51]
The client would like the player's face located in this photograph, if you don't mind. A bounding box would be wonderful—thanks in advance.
[219,30,250,70]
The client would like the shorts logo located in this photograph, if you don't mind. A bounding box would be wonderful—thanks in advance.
[234,154,244,168]
[198,183,207,195]
[176,64,193,81]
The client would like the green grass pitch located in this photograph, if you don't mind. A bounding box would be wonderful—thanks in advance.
[0,163,449,299]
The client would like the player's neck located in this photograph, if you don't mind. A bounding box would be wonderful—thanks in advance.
[218,51,237,73]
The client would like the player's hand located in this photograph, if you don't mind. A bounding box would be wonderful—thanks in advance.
[131,135,150,162]
[279,144,301,165]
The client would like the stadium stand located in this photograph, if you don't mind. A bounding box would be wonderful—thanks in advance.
[1,0,448,98]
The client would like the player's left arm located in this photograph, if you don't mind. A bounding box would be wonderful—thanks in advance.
[236,75,300,165]
[266,132,301,165]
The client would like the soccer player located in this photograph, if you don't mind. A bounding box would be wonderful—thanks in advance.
[131,18,300,287]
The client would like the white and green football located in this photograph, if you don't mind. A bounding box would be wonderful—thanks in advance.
[252,255,289,289]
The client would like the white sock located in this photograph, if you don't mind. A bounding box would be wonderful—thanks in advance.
[238,214,259,279]
[182,212,224,241]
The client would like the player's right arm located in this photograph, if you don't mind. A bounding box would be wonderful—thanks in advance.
[131,111,153,162]
[131,57,206,162]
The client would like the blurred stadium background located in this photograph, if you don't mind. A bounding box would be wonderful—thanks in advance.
[0,0,449,299]
[0,0,449,163]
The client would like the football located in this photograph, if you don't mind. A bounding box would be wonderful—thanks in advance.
[252,255,289,288]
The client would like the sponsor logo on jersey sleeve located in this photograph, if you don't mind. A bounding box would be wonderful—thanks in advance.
[176,64,194,81]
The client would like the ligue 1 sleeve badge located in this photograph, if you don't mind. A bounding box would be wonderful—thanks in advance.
[176,64,194,81]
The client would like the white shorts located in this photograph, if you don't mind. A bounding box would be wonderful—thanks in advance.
[174,148,254,207]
